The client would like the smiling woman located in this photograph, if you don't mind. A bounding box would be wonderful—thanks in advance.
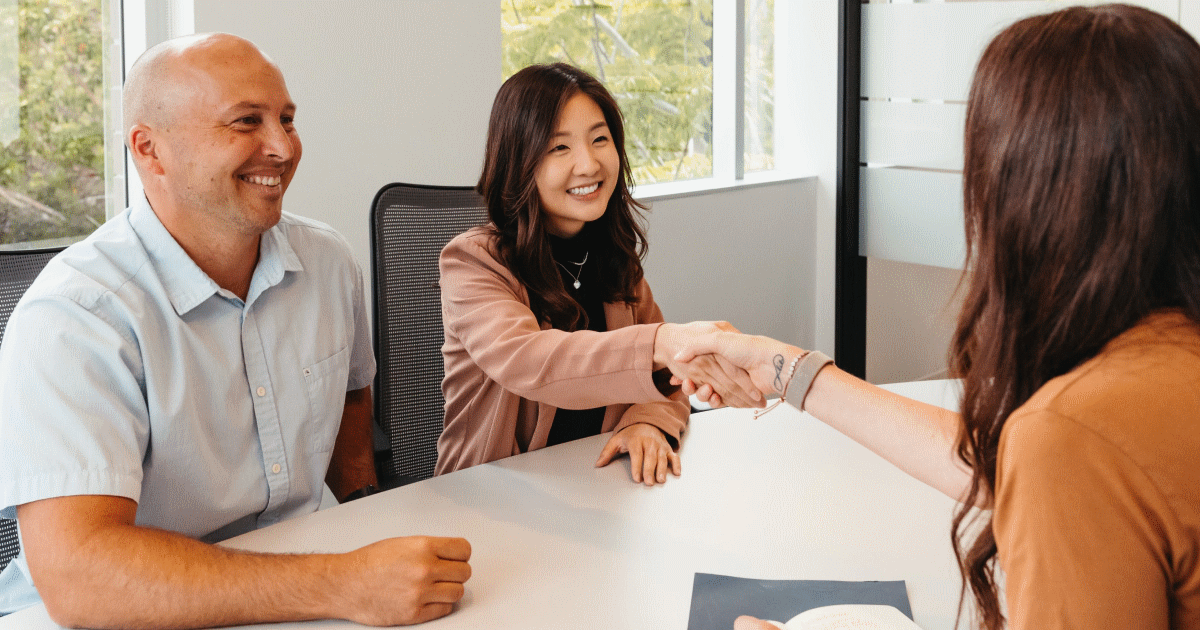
[436,63,691,486]
[435,63,760,487]
[533,93,619,238]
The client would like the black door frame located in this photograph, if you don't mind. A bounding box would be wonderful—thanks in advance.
[835,0,866,378]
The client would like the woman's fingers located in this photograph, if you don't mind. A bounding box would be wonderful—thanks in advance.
[604,425,681,486]
[628,439,645,483]
[687,355,760,407]
[734,616,784,630]
[715,353,762,403]
[643,443,659,485]
[594,434,623,467]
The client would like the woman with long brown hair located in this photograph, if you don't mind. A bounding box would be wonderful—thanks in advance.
[681,5,1200,628]
[437,63,759,485]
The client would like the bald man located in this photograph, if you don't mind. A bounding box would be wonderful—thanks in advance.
[0,33,470,627]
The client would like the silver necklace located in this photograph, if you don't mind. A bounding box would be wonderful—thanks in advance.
[555,251,588,289]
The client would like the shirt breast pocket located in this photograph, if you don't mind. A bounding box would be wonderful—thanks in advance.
[302,345,351,453]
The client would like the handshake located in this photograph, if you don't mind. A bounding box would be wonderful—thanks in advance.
[651,321,820,411]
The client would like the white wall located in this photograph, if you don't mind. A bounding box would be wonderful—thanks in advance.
[788,0,840,356]
[866,259,963,384]
[643,179,815,347]
[193,0,835,358]
[194,0,499,271]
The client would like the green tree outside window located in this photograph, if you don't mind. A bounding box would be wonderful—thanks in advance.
[0,0,107,247]
[503,0,715,185]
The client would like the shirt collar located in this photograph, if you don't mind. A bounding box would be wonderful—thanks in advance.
[129,195,304,315]
[246,218,304,306]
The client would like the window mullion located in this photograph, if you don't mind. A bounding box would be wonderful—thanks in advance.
[713,0,746,182]
[120,0,193,211]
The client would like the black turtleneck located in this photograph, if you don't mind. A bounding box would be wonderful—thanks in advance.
[545,229,607,446]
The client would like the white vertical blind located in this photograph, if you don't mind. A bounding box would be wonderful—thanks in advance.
[859,0,1181,270]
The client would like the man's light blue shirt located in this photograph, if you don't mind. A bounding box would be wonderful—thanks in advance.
[0,195,376,613]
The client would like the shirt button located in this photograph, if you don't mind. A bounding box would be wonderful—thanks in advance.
[256,386,266,397]
[272,463,281,474]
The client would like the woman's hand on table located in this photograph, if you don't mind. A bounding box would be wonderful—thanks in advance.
[671,332,805,407]
[594,422,681,486]
[654,322,764,409]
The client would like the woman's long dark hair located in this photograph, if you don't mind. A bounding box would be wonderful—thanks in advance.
[477,63,648,330]
[950,5,1200,628]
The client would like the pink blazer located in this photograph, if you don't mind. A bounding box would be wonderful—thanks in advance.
[435,227,689,475]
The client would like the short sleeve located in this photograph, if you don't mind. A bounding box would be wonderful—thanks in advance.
[0,293,148,518]
[345,261,376,392]
[994,409,1173,630]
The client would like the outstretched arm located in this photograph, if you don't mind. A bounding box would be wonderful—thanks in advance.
[674,332,977,505]
[18,495,471,629]
[440,235,763,409]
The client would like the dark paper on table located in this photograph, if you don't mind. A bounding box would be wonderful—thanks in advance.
[686,574,912,630]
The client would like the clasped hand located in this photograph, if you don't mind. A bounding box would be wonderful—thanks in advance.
[654,321,765,408]
[661,326,804,408]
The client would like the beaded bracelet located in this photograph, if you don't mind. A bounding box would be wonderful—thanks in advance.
[754,350,835,418]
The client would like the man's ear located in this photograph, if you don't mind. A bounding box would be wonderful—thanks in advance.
[127,125,165,176]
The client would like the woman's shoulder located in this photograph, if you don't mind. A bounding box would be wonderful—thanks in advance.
[443,225,502,262]
[441,225,524,287]
[446,225,496,249]
[1016,311,1200,424]
[1003,311,1200,504]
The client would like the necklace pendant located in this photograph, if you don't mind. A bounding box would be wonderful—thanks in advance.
[573,280,581,289]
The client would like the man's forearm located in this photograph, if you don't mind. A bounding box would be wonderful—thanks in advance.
[326,385,378,500]
[19,494,472,629]
[34,522,349,629]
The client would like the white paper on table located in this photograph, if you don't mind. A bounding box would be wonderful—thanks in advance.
[764,604,924,630]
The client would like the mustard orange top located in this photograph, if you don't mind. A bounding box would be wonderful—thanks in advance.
[995,310,1200,629]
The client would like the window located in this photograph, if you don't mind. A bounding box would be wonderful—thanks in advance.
[0,0,122,249]
[0,0,191,250]
[502,0,778,187]
[745,0,773,173]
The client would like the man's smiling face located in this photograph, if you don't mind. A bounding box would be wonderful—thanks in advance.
[155,36,303,238]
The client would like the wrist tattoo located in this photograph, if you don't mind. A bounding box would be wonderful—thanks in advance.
[772,354,786,392]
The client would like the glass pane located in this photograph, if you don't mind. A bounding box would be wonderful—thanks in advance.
[860,166,965,270]
[744,0,773,172]
[0,0,115,249]
[502,0,714,185]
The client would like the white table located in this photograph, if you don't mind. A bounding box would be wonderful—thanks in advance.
[2,380,968,630]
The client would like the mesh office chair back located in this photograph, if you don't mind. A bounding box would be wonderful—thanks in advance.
[0,247,65,575]
[370,184,487,484]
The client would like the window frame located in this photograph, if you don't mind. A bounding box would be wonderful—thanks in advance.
[120,0,195,214]
[631,0,808,201]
